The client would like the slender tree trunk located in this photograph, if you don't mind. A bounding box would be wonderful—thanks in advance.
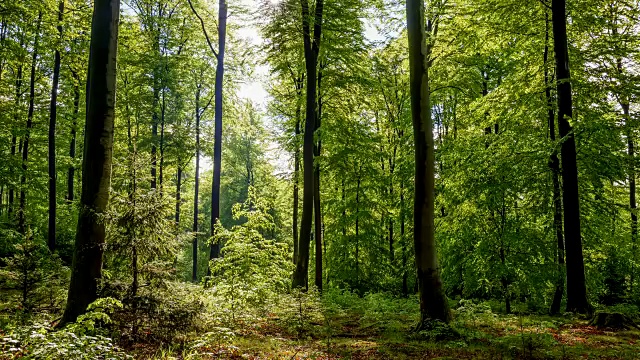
[9,39,24,218]
[401,179,408,296]
[193,86,201,283]
[176,166,182,224]
[355,169,361,286]
[314,66,323,291]
[292,75,303,264]
[159,87,166,190]
[293,113,301,264]
[48,0,64,252]
[209,0,227,264]
[18,12,43,234]
[293,0,324,289]
[151,68,159,189]
[389,163,395,263]
[61,0,120,324]
[545,13,566,315]
[626,102,637,293]
[407,0,451,325]
[551,0,590,314]
[67,77,80,203]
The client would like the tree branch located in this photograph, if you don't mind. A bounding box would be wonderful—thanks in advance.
[186,0,219,59]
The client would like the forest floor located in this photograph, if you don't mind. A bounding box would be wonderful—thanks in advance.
[3,287,639,359]
[128,297,640,360]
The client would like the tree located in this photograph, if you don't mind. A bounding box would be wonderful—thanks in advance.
[406,0,451,324]
[17,11,42,234]
[551,0,590,314]
[48,0,65,252]
[61,0,120,324]
[293,0,324,290]
[209,0,227,265]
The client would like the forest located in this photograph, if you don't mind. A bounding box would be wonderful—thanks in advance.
[1,0,640,358]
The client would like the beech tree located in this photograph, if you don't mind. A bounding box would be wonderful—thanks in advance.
[407,0,450,324]
[551,0,590,314]
[292,0,324,290]
[61,0,120,324]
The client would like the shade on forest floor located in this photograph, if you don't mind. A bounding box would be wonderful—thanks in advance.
[134,310,640,359]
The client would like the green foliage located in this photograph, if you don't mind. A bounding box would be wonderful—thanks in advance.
[1,321,131,360]
[207,187,293,324]
[0,230,68,314]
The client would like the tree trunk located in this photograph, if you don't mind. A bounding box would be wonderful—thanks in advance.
[407,0,451,325]
[401,179,408,296]
[551,0,590,314]
[209,0,227,264]
[193,86,201,283]
[355,169,361,286]
[176,166,182,224]
[9,38,24,218]
[293,110,301,264]
[293,0,324,290]
[67,77,80,203]
[545,13,565,315]
[151,68,159,189]
[48,0,64,252]
[18,12,43,234]
[60,0,119,324]
[314,66,323,291]
[293,74,303,265]
[159,88,166,190]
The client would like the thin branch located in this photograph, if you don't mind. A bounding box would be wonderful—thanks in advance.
[186,0,219,59]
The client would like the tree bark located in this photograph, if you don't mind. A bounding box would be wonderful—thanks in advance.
[407,0,451,324]
[193,85,201,283]
[314,65,323,291]
[292,73,303,265]
[18,12,43,234]
[209,0,227,264]
[401,179,408,296]
[622,88,636,294]
[9,37,24,218]
[60,0,119,324]
[159,88,166,190]
[551,0,591,314]
[293,110,301,265]
[176,166,182,224]
[67,75,80,203]
[151,67,159,189]
[48,0,65,252]
[355,168,361,286]
[545,12,565,315]
[293,0,324,289]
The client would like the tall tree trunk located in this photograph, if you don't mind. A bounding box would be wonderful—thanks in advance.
[176,166,182,224]
[67,76,80,203]
[355,167,361,286]
[48,0,64,252]
[545,13,566,315]
[193,86,201,283]
[9,38,24,218]
[151,67,159,189]
[314,66,323,291]
[293,111,301,265]
[551,0,590,314]
[209,0,227,264]
[293,0,324,289]
[407,0,451,325]
[60,0,119,324]
[625,102,636,293]
[401,179,408,296]
[18,12,43,234]
[159,87,166,190]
